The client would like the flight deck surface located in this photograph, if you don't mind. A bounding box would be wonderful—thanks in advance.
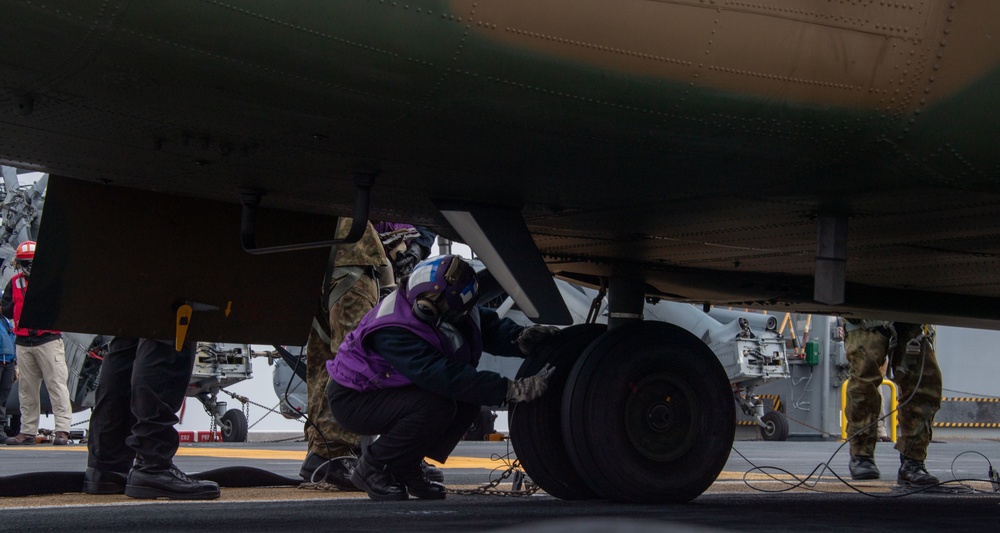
[0,438,997,531]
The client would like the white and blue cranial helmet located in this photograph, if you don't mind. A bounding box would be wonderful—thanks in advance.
[406,254,479,323]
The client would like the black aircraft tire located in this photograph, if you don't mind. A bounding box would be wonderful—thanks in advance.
[509,323,606,501]
[760,410,789,442]
[562,321,735,504]
[221,409,248,443]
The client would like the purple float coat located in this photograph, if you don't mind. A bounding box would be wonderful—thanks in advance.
[327,286,484,392]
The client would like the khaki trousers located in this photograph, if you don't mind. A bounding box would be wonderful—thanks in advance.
[16,339,72,435]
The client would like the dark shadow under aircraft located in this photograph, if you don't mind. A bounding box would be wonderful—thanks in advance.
[1,0,999,503]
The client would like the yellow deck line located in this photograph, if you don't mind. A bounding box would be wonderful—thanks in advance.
[4,446,487,468]
[2,446,789,480]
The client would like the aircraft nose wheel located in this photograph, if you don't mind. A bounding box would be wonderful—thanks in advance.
[220,408,248,442]
[759,410,789,442]
[562,321,735,503]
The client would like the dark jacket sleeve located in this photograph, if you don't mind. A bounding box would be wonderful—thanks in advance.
[478,307,525,357]
[371,327,509,407]
[1,279,13,320]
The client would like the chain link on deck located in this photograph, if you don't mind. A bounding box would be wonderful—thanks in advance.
[447,458,539,497]
[297,480,345,491]
[297,454,540,497]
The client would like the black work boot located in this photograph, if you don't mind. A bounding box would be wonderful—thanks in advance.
[125,461,221,500]
[351,458,408,501]
[898,455,940,486]
[299,452,362,491]
[83,468,128,495]
[395,463,446,500]
[421,460,445,483]
[849,455,880,480]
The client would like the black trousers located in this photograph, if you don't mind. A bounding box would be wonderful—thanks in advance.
[0,360,15,420]
[87,339,196,472]
[327,380,480,472]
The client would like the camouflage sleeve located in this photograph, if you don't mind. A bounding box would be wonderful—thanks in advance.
[332,218,389,267]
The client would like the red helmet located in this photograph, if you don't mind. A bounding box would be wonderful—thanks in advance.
[15,241,36,260]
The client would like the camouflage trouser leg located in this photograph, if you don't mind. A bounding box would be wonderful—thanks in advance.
[305,274,379,458]
[845,328,890,457]
[890,323,942,462]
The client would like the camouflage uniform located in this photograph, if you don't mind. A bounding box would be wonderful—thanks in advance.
[305,218,388,459]
[845,322,942,461]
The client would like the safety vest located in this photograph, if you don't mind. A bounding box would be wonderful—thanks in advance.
[327,286,483,392]
[10,272,60,337]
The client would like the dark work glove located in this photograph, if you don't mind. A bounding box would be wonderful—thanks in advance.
[506,364,555,403]
[393,244,427,277]
[516,325,561,357]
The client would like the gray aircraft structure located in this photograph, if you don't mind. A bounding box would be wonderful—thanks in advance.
[0,166,256,441]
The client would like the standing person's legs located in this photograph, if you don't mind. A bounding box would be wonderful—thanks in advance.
[845,329,889,456]
[891,324,942,487]
[891,324,943,462]
[34,339,72,435]
[302,331,362,488]
[126,340,195,466]
[84,338,139,493]
[844,327,890,479]
[302,274,376,489]
[304,328,343,456]
[305,275,376,457]
[0,361,15,432]
[11,344,42,438]
[123,340,219,500]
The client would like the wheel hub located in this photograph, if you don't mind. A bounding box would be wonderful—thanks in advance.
[647,403,672,431]
[625,374,700,462]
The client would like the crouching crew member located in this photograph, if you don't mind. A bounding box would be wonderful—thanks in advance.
[326,255,558,501]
